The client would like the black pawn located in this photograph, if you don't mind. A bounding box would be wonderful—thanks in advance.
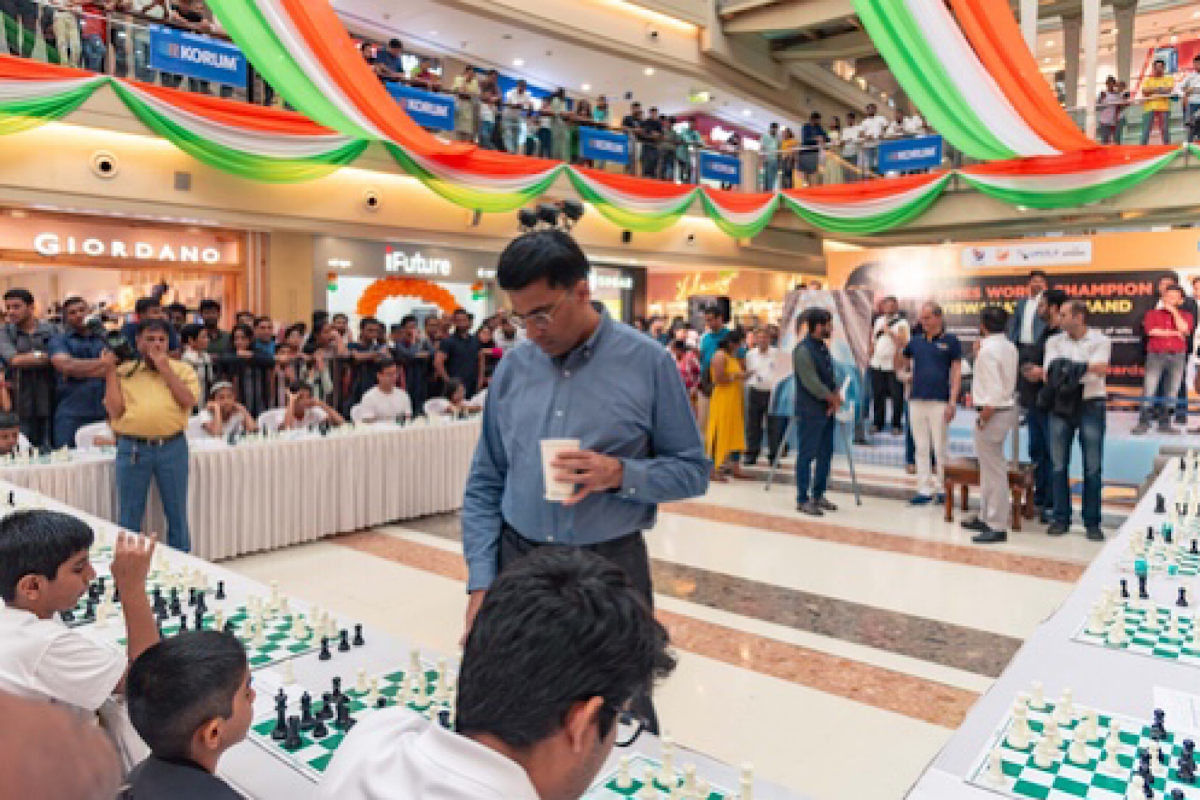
[376,696,388,709]
[271,693,288,741]
[299,692,315,731]
[1121,579,1130,599]
[216,581,226,600]
[331,677,343,701]
[311,716,328,739]
[353,624,364,647]
[1156,493,1167,514]
[1152,709,1168,742]
[1140,574,1150,601]
[169,598,182,617]
[319,636,331,661]
[188,588,197,607]
[1179,588,1189,608]
[83,600,96,621]
[61,609,75,623]
[319,692,335,720]
[196,592,206,613]
[1192,539,1199,556]
[177,616,188,633]
[223,620,235,635]
[1148,528,1157,543]
[339,629,351,652]
[1166,528,1175,545]
[152,587,164,609]
[336,697,355,731]
[194,607,205,631]
[1171,790,1185,800]
[283,716,302,750]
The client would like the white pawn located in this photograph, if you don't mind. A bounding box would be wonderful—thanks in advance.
[1031,682,1047,710]
[365,677,379,707]
[616,756,633,790]
[739,763,753,800]
[682,764,696,793]
[1145,608,1163,633]
[987,749,1006,784]
[282,660,295,685]
[1054,689,1076,724]
[355,668,368,694]
[1067,728,1089,765]
[293,614,308,641]
[1044,718,1062,748]
[1008,705,1032,749]
[1033,736,1056,769]
[253,619,266,648]
[214,609,224,632]
[658,735,675,785]
[1086,606,1107,636]
[410,650,423,684]
[1127,774,1146,799]
[1107,619,1130,646]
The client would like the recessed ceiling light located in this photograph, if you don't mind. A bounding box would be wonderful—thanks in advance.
[1044,57,1052,63]
[742,108,752,117]
[1194,10,1200,17]
[512,58,524,67]
[644,67,656,76]
[581,83,592,91]
[1044,40,1054,47]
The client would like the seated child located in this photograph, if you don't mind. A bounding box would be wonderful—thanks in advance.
[124,631,253,800]
[200,382,258,439]
[0,412,26,456]
[283,381,344,430]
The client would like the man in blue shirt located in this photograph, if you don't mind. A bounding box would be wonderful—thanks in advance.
[121,297,180,355]
[49,297,113,449]
[251,316,277,359]
[373,38,406,82]
[462,230,709,730]
[699,307,728,377]
[896,303,962,505]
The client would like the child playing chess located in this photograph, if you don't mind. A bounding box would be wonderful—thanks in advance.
[0,510,159,715]
[124,631,254,800]
[282,381,345,431]
[0,412,26,456]
[200,382,258,439]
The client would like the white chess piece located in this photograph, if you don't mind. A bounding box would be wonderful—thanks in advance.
[1107,619,1130,646]
[293,615,308,641]
[658,736,675,786]
[365,677,379,707]
[253,619,266,648]
[1008,705,1032,749]
[682,764,696,793]
[1087,606,1107,636]
[1145,608,1163,633]
[1127,774,1146,799]
[1044,718,1062,748]
[356,668,368,694]
[616,756,633,790]
[739,763,753,800]
[987,749,1006,784]
[410,650,423,684]
[1033,736,1056,769]
[282,661,295,685]
[214,609,224,632]
[1054,689,1075,724]
[1067,729,1089,765]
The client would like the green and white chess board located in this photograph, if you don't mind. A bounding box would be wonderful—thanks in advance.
[1072,599,1200,667]
[146,606,321,669]
[248,664,452,782]
[583,755,737,799]
[967,698,1196,800]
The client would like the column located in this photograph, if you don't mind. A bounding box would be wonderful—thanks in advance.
[1062,13,1083,110]
[1114,0,1138,86]
[1020,0,1039,54]
[1083,0,1101,138]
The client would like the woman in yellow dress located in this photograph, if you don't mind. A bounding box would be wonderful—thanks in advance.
[706,329,748,482]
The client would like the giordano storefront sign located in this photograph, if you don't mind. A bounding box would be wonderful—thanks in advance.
[33,232,224,264]
[0,213,242,267]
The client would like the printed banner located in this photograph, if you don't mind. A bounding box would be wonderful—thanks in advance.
[877,135,944,173]
[699,152,742,185]
[384,83,456,132]
[578,126,631,164]
[148,26,247,87]
[961,241,1092,268]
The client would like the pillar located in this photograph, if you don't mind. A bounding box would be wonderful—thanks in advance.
[1062,13,1083,110]
[1114,0,1138,87]
[1020,0,1039,54]
[1083,0,1101,139]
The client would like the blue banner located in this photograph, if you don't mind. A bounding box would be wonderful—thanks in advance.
[699,152,742,185]
[148,26,247,87]
[385,84,457,132]
[578,127,630,165]
[877,135,943,173]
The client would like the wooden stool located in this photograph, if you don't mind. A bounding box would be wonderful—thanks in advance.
[942,458,1036,531]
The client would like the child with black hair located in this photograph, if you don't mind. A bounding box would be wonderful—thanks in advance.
[0,411,26,456]
[0,510,158,715]
[124,631,254,800]
[282,380,345,430]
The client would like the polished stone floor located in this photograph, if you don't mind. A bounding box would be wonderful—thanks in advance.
[222,480,1108,800]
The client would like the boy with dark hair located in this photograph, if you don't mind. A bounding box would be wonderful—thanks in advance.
[283,381,345,430]
[0,510,158,715]
[124,631,254,800]
[318,547,676,800]
[0,411,25,455]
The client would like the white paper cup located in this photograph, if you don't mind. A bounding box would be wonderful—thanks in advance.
[541,438,581,502]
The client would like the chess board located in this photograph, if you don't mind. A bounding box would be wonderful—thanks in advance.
[1072,601,1200,667]
[583,755,735,799]
[967,699,1196,799]
[150,607,321,669]
[248,666,450,781]
[1117,548,1200,579]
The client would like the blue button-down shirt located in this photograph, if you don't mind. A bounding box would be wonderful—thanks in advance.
[462,309,710,591]
[48,328,107,419]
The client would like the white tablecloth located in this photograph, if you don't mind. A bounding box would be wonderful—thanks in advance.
[0,479,809,800]
[0,420,481,561]
[907,461,1190,799]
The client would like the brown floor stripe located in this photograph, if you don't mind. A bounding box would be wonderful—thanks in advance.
[330,530,980,729]
[666,501,1087,583]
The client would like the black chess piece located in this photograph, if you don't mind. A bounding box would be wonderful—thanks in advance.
[196,592,206,613]
[353,624,364,647]
[1122,579,1130,599]
[1193,539,1199,557]
[83,600,96,621]
[188,588,197,607]
[331,677,343,701]
[437,708,452,729]
[339,629,351,652]
[1166,527,1175,545]
[283,716,302,750]
[376,696,388,709]
[61,609,75,623]
[194,607,204,631]
[319,693,335,721]
[319,637,331,661]
[299,692,315,731]
[112,586,120,604]
[1156,493,1167,514]
[271,695,288,741]
[152,586,164,607]
[216,581,226,600]
[1152,709,1169,742]
[311,715,328,739]
[223,620,235,635]
[1171,789,1185,800]
[169,599,182,617]
[178,616,188,633]
[336,697,355,731]
[1140,574,1151,601]
[1179,588,1189,608]
[1148,527,1157,543]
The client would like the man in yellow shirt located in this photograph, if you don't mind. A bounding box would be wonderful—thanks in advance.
[1141,59,1176,145]
[104,319,199,552]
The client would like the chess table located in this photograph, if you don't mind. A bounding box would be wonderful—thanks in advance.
[0,419,480,560]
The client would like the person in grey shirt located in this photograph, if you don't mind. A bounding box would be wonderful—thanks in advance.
[461,230,709,730]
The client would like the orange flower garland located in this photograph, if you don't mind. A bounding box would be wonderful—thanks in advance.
[355,277,460,316]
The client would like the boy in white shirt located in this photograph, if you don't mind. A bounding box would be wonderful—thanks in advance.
[0,510,158,715]
[283,381,344,430]
[353,360,412,422]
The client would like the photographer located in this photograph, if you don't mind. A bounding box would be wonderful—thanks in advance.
[49,297,114,449]
[868,296,909,434]
[105,319,199,553]
[0,289,58,449]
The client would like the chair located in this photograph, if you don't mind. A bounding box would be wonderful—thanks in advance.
[350,403,371,424]
[257,408,286,432]
[75,421,113,451]
[424,398,450,418]
[186,415,210,440]
[470,389,488,409]
[18,433,30,453]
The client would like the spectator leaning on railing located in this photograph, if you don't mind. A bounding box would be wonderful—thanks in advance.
[760,122,780,192]
[1177,54,1200,143]
[1141,58,1175,145]
[1097,76,1129,145]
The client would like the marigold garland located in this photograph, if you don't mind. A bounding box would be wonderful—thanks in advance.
[355,277,460,316]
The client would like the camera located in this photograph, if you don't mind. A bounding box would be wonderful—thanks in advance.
[87,317,135,363]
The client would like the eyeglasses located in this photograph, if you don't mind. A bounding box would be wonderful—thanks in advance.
[509,291,569,331]
[603,701,650,748]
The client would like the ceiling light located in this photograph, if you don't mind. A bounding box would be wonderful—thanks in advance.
[1044,57,1052,63]
[1194,10,1200,17]
[1045,40,1054,47]
[581,83,592,91]
[512,58,524,67]
[742,108,752,117]
[644,67,655,76]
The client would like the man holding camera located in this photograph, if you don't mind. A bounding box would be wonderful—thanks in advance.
[49,297,113,449]
[105,319,199,552]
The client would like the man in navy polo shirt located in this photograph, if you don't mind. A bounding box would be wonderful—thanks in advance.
[896,303,962,505]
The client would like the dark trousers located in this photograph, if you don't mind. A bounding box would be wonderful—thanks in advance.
[2,0,38,57]
[870,368,904,430]
[1049,400,1105,530]
[795,411,835,505]
[19,415,50,451]
[1026,406,1051,508]
[745,388,784,465]
[498,524,658,733]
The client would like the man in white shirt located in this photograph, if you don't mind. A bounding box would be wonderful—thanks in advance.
[503,80,532,155]
[317,547,677,800]
[1178,54,1200,142]
[869,296,910,434]
[841,112,861,181]
[1007,270,1049,348]
[964,308,1019,544]
[858,103,890,175]
[353,360,412,422]
[903,113,926,136]
[1043,300,1111,541]
[744,328,783,466]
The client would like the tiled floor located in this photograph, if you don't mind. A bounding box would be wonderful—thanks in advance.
[221,479,1108,800]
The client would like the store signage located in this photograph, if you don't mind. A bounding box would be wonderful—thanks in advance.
[699,152,742,185]
[385,247,452,276]
[961,242,1092,269]
[674,272,739,301]
[148,26,247,87]
[579,127,631,165]
[384,84,456,132]
[33,232,223,264]
[877,135,943,173]
[591,272,634,291]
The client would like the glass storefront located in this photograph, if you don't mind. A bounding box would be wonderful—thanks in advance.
[647,268,814,329]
